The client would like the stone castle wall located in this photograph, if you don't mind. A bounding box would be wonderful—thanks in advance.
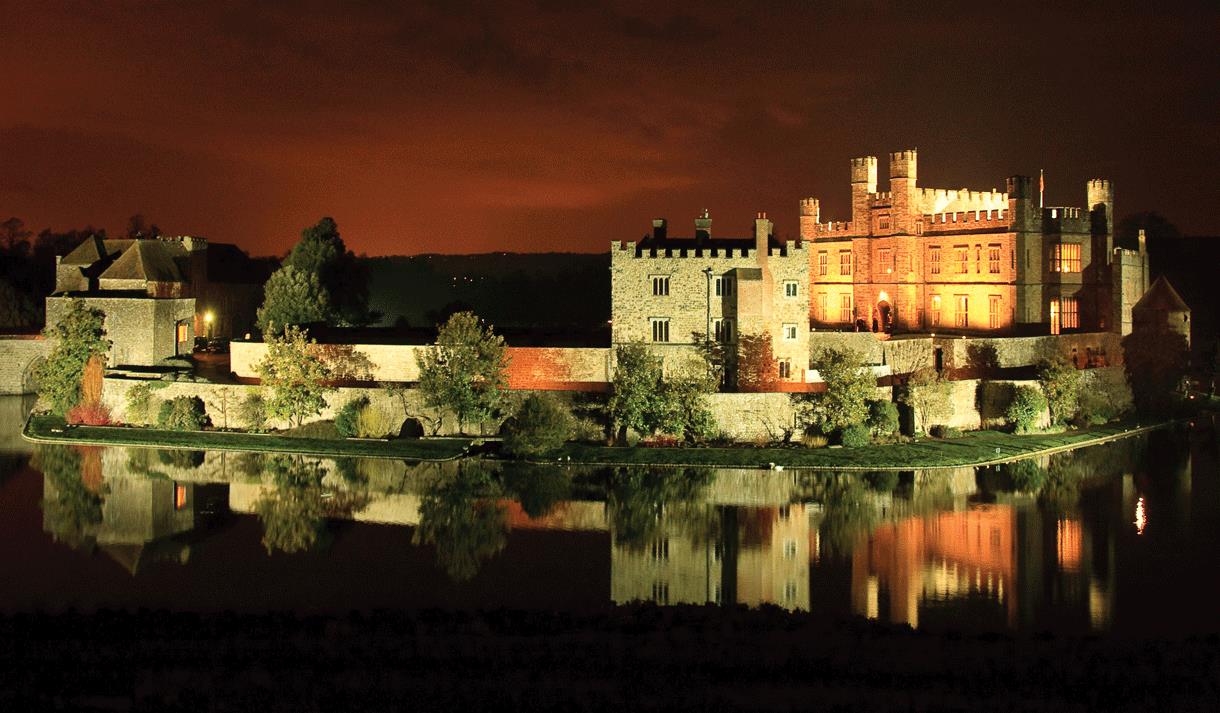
[0,336,49,395]
[46,295,194,367]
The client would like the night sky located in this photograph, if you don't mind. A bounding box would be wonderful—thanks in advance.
[3,1,1217,256]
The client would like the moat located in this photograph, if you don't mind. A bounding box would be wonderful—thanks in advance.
[2,396,1217,637]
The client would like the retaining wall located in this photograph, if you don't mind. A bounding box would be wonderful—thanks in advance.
[0,336,49,395]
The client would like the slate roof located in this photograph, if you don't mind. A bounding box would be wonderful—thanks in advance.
[60,237,136,266]
[1133,275,1190,313]
[99,239,187,283]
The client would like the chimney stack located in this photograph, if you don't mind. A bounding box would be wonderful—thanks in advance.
[695,209,712,240]
[754,212,772,257]
[651,218,667,241]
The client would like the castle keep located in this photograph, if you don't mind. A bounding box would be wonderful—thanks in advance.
[801,149,1128,336]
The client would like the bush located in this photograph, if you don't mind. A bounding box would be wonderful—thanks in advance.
[866,399,900,438]
[335,396,369,438]
[839,423,872,448]
[156,396,210,431]
[238,391,269,432]
[503,394,573,458]
[929,424,963,439]
[1006,385,1046,434]
[355,403,394,438]
[801,432,829,449]
[1037,357,1083,426]
[66,402,113,426]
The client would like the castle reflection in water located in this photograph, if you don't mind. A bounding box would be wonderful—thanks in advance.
[34,431,1195,632]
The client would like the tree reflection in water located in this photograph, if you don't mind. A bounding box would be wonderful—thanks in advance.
[414,462,508,582]
[35,445,105,551]
[604,467,714,550]
[254,455,369,555]
[501,464,571,519]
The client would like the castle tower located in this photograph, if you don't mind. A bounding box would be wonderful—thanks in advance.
[1087,179,1114,259]
[798,198,819,241]
[850,156,877,228]
[888,149,918,233]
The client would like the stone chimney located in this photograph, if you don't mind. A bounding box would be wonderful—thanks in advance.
[1138,228,1146,255]
[754,212,772,257]
[695,209,712,240]
[651,218,667,241]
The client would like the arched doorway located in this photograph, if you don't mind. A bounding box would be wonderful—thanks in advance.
[875,300,893,333]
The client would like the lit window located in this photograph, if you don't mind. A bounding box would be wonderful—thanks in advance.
[651,275,669,296]
[176,322,189,343]
[782,323,798,341]
[878,248,893,274]
[955,295,969,328]
[839,294,853,323]
[930,295,941,327]
[714,275,735,297]
[650,318,670,343]
[956,245,969,274]
[1055,297,1079,329]
[817,293,827,322]
[929,246,941,275]
[989,295,1002,329]
[839,250,852,276]
[1052,243,1081,272]
[783,280,798,298]
[818,251,828,276]
[778,359,792,379]
[988,244,1001,274]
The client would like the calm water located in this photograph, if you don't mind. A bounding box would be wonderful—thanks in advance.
[1,395,1217,635]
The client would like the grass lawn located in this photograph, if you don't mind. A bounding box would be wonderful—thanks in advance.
[555,422,1160,470]
[24,414,472,461]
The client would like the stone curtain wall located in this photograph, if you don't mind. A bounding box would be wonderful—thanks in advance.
[0,336,50,395]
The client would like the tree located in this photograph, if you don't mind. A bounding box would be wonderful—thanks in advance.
[286,217,371,326]
[35,299,109,416]
[809,347,874,434]
[654,356,717,443]
[1006,385,1047,434]
[255,266,332,335]
[1037,356,1083,426]
[1122,325,1188,417]
[503,394,573,458]
[416,311,508,434]
[608,342,665,440]
[35,445,104,551]
[1116,212,1180,250]
[899,367,954,435]
[737,332,778,392]
[255,325,333,429]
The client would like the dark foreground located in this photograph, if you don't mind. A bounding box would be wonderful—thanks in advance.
[4,607,1218,712]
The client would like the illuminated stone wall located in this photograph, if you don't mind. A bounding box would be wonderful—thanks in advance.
[0,336,49,395]
[46,295,194,367]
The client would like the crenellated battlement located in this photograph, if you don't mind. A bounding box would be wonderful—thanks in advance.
[611,240,807,261]
[1041,206,1090,233]
[916,187,1007,215]
[921,208,1010,231]
[869,192,892,205]
[810,221,857,236]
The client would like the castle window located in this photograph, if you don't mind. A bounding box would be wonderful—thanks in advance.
[778,359,792,379]
[651,275,670,296]
[878,216,890,231]
[878,248,894,275]
[989,295,1002,329]
[818,251,828,276]
[930,295,941,327]
[930,247,941,275]
[650,318,670,343]
[714,275,735,297]
[955,295,969,328]
[839,294,853,323]
[782,323,798,341]
[955,245,969,274]
[975,245,982,273]
[784,580,798,603]
[783,280,798,298]
[176,321,190,344]
[839,250,852,276]
[1051,243,1081,273]
[817,293,827,322]
[1060,297,1079,329]
[988,245,1001,274]
[652,581,669,605]
[713,318,734,343]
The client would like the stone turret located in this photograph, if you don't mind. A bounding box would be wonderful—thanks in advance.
[798,198,819,240]
[850,156,877,227]
[889,149,918,233]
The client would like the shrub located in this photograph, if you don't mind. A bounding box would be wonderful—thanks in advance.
[156,396,210,431]
[839,423,872,448]
[1037,357,1083,425]
[801,432,829,449]
[335,396,369,438]
[355,403,394,438]
[238,391,269,432]
[866,399,900,438]
[929,424,963,439]
[503,394,573,458]
[1006,385,1046,434]
[66,402,113,426]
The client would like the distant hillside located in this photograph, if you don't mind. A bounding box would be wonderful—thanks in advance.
[364,253,609,330]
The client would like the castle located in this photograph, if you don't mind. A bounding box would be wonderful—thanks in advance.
[612,149,1161,383]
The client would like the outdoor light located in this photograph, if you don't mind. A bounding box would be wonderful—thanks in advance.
[204,311,214,324]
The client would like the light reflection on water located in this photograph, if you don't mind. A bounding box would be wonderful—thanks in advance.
[2,397,1217,635]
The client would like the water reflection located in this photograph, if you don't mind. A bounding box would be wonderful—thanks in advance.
[16,420,1213,633]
